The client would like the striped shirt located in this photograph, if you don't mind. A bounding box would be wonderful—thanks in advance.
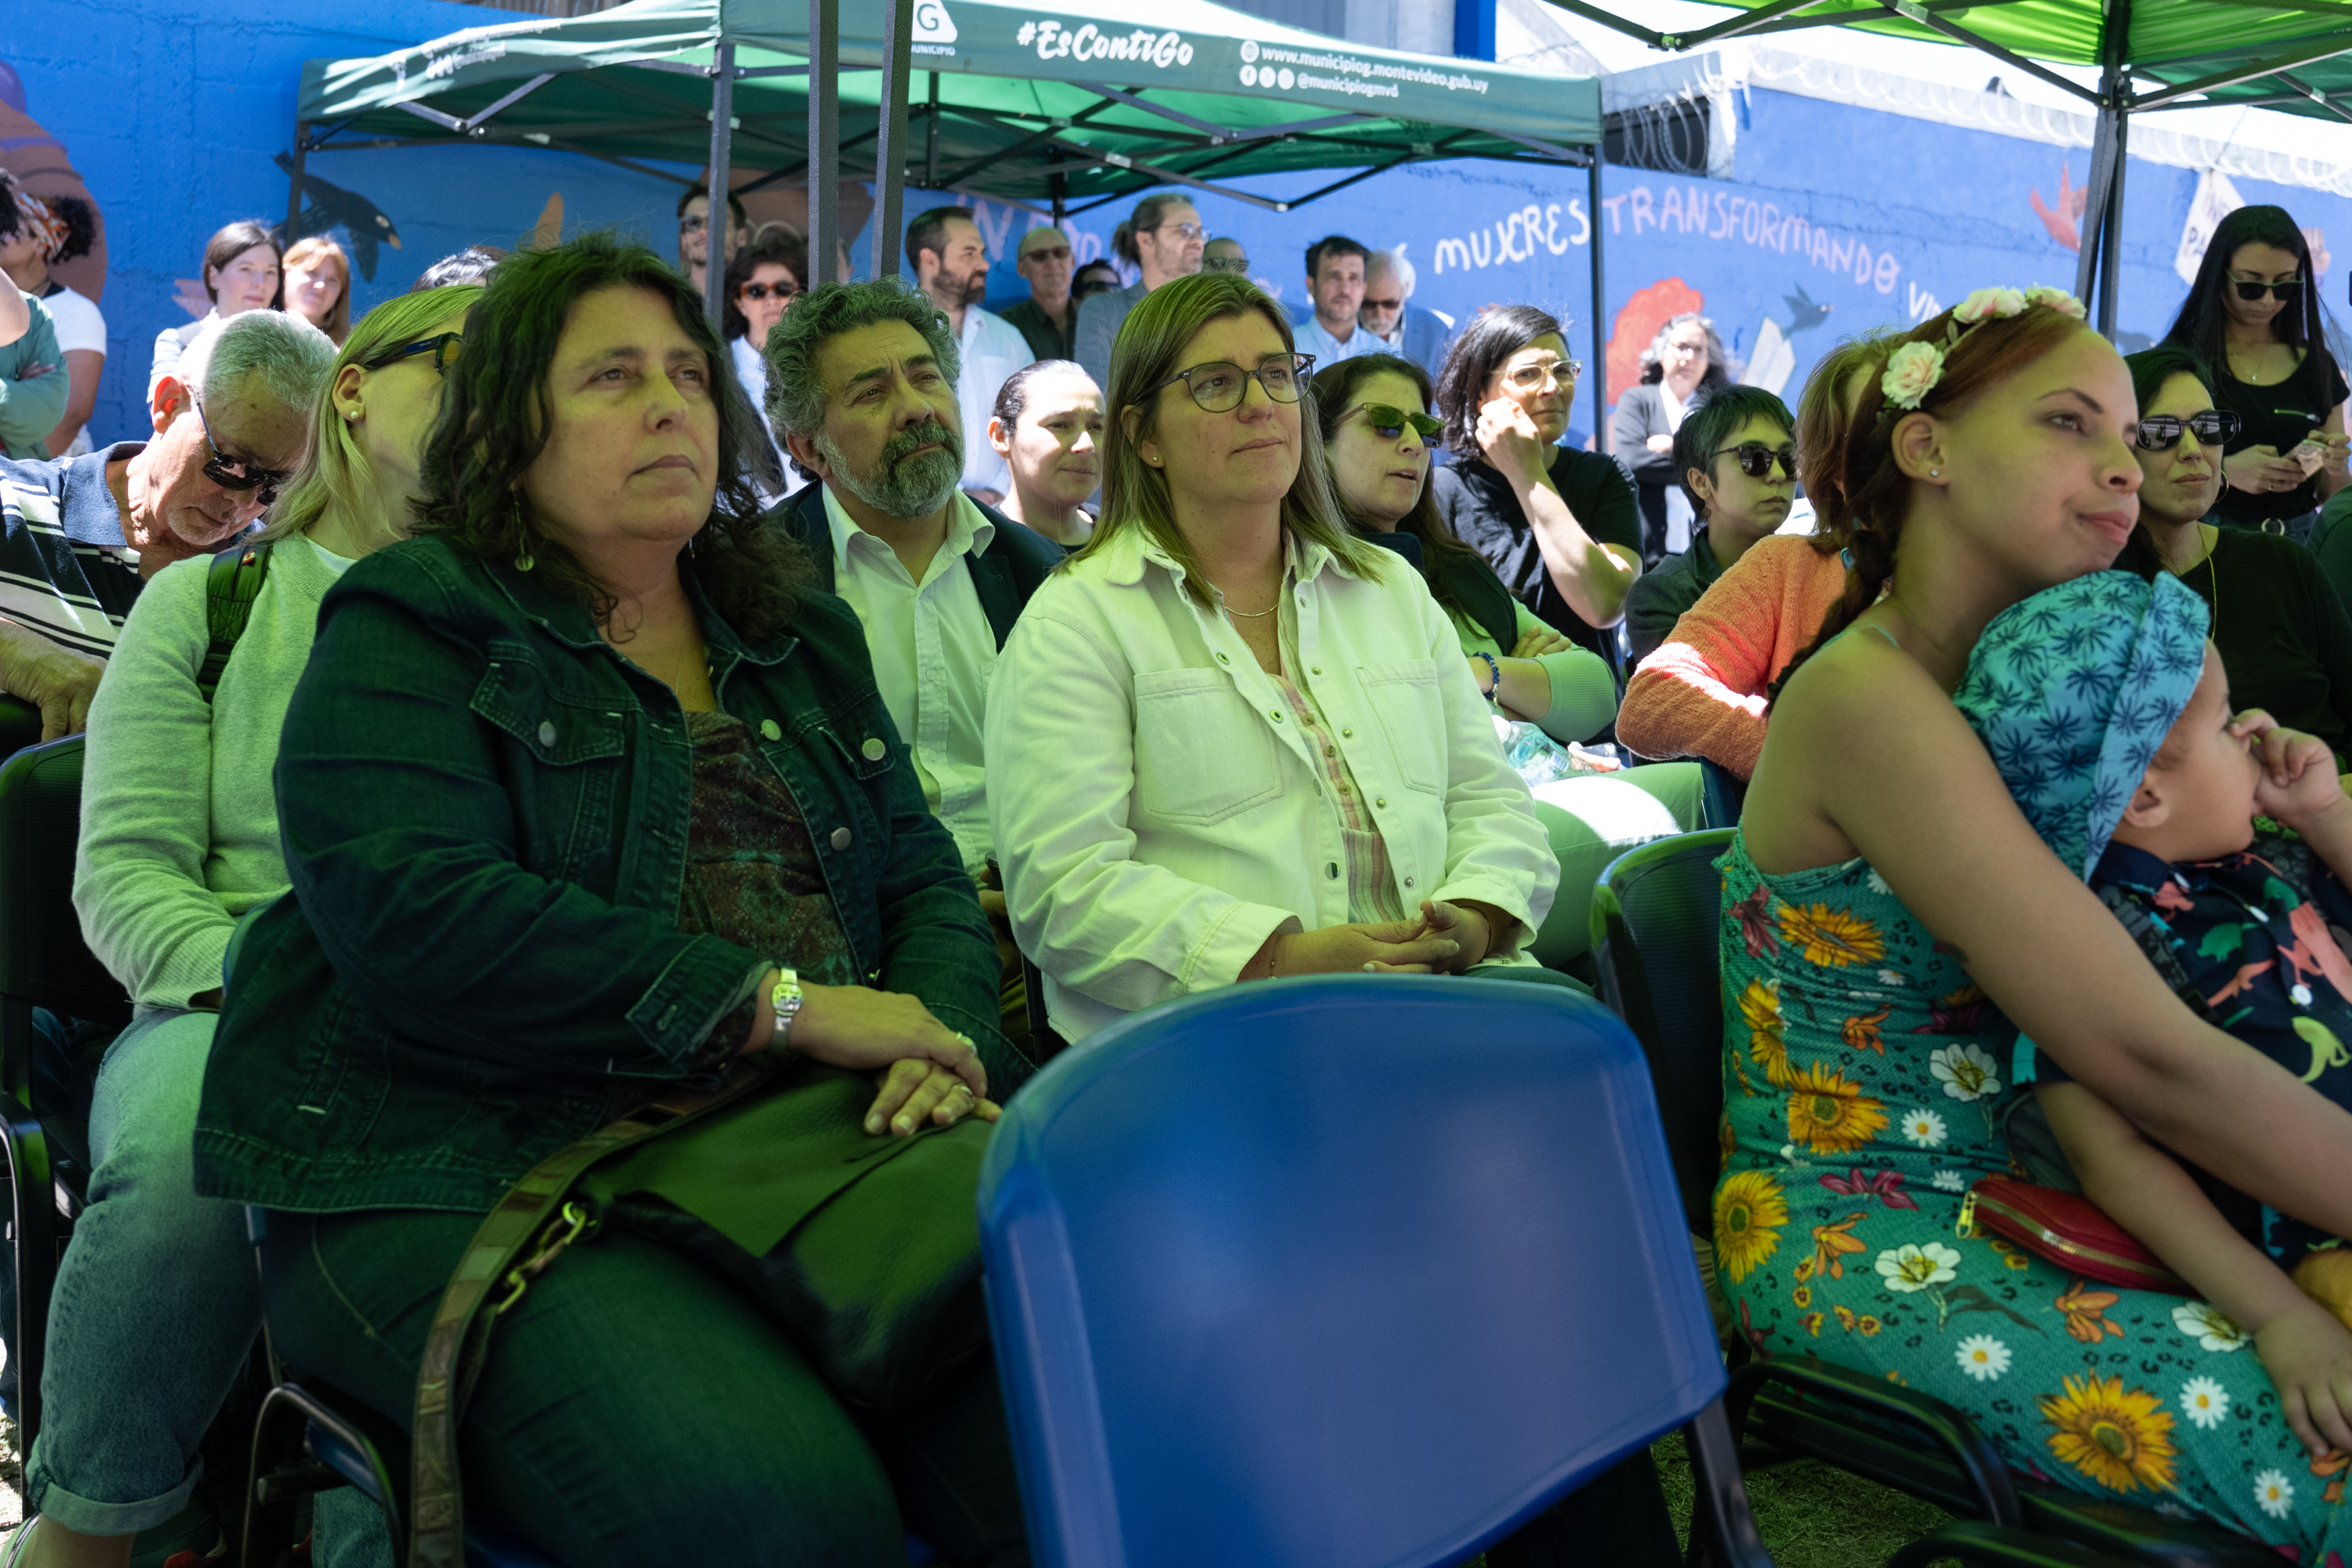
[1274,652,1406,925]
[0,443,146,659]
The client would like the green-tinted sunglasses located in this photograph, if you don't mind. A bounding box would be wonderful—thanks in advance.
[1352,402,1443,441]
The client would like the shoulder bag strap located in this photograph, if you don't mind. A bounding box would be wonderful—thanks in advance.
[197,540,273,703]
[408,1059,772,1567]
[2096,882,2216,1019]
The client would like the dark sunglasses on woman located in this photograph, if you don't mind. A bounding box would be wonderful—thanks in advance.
[2230,275,2301,302]
[2135,410,2242,451]
[1714,441,1798,479]
[739,281,796,303]
[365,332,463,376]
[1352,403,1443,441]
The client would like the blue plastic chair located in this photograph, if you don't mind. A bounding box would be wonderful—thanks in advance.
[976,974,1768,1568]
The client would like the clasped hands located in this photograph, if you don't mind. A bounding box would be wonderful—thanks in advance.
[1258,898,1508,979]
[739,975,999,1139]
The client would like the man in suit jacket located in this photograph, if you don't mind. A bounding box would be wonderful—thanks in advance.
[767,278,1064,900]
[1358,248,1454,380]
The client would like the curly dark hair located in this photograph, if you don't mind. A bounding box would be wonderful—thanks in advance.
[410,231,811,643]
[43,195,96,265]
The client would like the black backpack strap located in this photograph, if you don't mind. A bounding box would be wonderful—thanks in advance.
[197,540,273,704]
[2096,880,2215,1019]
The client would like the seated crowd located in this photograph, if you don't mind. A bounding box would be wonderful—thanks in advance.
[3,196,2352,1567]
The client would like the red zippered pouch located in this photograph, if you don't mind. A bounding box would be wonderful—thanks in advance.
[1962,1177,2190,1294]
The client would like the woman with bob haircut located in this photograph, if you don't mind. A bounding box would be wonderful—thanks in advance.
[281,235,353,346]
[191,234,1029,1567]
[1724,283,2352,1554]
[2161,204,2349,539]
[1431,304,1642,670]
[988,270,1566,1036]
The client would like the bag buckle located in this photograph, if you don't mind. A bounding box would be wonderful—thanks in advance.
[494,1200,598,1317]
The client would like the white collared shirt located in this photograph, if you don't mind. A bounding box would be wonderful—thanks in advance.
[822,485,1000,873]
[986,526,1558,1041]
[1292,311,1375,369]
[953,306,1033,496]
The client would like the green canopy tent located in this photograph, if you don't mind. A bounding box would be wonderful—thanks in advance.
[289,0,1609,419]
[1541,0,2352,336]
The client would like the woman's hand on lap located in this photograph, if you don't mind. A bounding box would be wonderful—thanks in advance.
[866,1058,1000,1138]
[1265,916,1461,976]
[771,980,988,1101]
[2255,1298,2352,1457]
[1408,898,1496,974]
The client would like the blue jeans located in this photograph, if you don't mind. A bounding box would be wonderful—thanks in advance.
[24,1007,390,1565]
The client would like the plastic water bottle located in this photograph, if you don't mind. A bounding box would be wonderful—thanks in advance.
[1498,719,1573,786]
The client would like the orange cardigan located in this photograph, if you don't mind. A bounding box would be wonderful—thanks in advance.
[1617,534,1849,780]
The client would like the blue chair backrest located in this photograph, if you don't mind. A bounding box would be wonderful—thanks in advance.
[977,975,1723,1568]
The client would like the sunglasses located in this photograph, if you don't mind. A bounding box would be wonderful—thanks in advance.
[1361,296,1403,312]
[2230,274,2301,301]
[1351,402,1442,441]
[1713,441,1798,479]
[365,332,463,376]
[1157,354,1315,412]
[739,281,796,303]
[1073,278,1117,297]
[2135,410,2242,451]
[1020,245,1072,264]
[191,393,292,506]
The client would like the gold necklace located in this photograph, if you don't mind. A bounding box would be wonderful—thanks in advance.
[2173,524,2220,643]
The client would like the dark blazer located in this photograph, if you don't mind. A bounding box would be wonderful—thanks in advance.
[776,482,1067,648]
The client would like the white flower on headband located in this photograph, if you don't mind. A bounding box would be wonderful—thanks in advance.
[1953,287,2028,325]
[2024,284,2089,318]
[1882,340,1946,409]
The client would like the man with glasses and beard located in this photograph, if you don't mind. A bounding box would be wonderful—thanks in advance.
[907,206,1034,506]
[769,280,1064,985]
[0,309,328,739]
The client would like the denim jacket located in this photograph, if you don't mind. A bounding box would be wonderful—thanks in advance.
[193,535,1015,1215]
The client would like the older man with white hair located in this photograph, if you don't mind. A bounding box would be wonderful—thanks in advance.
[1359,247,1455,380]
[0,309,328,739]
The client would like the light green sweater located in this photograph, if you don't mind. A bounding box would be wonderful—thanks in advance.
[73,536,353,1008]
[1447,601,1619,745]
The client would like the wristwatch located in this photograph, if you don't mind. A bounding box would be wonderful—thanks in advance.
[768,966,804,1053]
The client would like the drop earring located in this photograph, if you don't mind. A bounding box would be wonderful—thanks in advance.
[511,496,535,572]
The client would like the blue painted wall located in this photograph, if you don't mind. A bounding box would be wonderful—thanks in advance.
[6,0,690,449]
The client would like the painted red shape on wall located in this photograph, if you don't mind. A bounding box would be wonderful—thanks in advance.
[1608,277,1702,406]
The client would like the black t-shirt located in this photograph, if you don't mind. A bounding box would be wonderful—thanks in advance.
[1430,449,1640,665]
[2125,526,2352,764]
[2198,343,2350,524]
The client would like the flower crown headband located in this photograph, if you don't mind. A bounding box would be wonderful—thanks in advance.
[1878,285,2088,411]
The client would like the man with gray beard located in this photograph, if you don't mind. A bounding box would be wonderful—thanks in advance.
[768,280,1064,988]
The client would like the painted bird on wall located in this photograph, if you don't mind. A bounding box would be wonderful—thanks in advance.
[272,152,402,280]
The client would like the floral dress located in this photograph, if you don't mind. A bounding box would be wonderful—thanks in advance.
[1716,830,2352,1557]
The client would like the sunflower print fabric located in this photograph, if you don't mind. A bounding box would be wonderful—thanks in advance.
[1717,831,2352,1557]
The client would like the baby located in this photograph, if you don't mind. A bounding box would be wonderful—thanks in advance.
[1957,569,2352,1458]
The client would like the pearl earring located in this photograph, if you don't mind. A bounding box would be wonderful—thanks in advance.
[1929,467,1941,477]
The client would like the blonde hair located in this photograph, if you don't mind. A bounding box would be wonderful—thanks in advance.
[281,236,354,344]
[257,285,482,546]
[1075,271,1386,604]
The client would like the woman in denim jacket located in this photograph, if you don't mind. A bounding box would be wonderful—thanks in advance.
[193,238,1027,1567]
[987,273,1565,1044]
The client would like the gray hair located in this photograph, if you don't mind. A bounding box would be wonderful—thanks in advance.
[764,278,962,441]
[176,308,336,415]
[1367,246,1416,301]
[1638,311,1737,387]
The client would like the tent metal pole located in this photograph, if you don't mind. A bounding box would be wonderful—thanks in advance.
[808,0,840,283]
[1589,145,1606,455]
[2099,105,2128,337]
[871,0,914,281]
[926,72,941,188]
[705,41,735,330]
[1051,148,1066,227]
[284,124,309,243]
[2071,103,2112,307]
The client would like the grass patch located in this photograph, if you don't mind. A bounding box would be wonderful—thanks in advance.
[1653,1437,1954,1568]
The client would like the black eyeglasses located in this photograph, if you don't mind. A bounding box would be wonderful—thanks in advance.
[365,332,463,375]
[1713,441,1798,479]
[2230,275,2301,302]
[739,281,796,303]
[1073,277,1117,298]
[1350,402,1442,441]
[191,393,291,506]
[2135,410,2242,451]
[1156,354,1315,412]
